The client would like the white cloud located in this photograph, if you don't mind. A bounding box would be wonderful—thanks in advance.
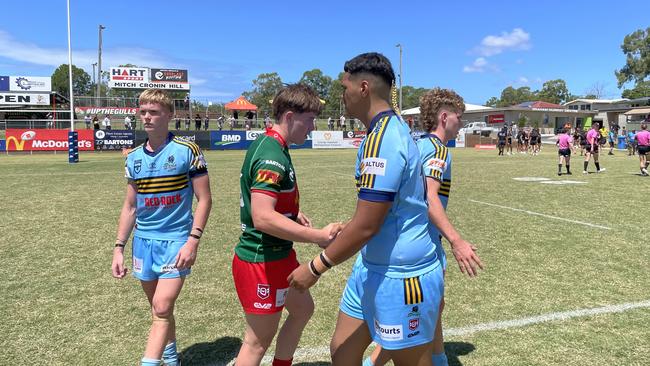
[0,29,169,75]
[476,28,531,57]
[463,57,488,73]
[518,76,529,84]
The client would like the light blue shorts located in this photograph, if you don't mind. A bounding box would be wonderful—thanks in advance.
[340,256,444,350]
[131,236,191,281]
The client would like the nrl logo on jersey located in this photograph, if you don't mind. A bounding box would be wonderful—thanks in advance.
[134,159,142,174]
[257,284,270,300]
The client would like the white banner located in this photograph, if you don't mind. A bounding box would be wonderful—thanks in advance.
[108,80,190,90]
[312,131,345,149]
[9,76,51,92]
[0,92,49,105]
[109,67,149,83]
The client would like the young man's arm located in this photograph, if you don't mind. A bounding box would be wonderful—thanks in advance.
[251,192,342,247]
[425,178,483,277]
[175,174,212,270]
[111,182,137,279]
[287,199,391,291]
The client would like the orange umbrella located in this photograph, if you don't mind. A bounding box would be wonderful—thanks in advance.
[225,96,257,111]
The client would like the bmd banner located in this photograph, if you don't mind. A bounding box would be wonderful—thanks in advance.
[211,131,248,150]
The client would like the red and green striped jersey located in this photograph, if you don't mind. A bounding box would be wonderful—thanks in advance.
[236,130,300,262]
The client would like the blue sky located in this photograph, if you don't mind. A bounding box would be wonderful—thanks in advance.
[1,0,648,105]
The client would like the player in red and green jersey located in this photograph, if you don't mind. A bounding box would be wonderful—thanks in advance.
[233,84,344,366]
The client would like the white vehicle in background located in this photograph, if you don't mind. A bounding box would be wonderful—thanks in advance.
[459,122,500,136]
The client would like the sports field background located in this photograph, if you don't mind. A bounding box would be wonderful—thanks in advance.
[1,147,649,365]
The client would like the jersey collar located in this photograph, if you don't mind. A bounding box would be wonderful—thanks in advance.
[143,132,174,157]
[423,133,443,144]
[266,129,288,148]
[367,109,396,133]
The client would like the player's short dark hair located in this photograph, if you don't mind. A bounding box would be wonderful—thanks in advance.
[344,52,395,87]
[272,83,322,121]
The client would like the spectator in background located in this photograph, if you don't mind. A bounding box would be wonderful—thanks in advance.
[102,115,111,130]
[46,112,54,129]
[124,115,132,130]
[84,114,91,129]
[204,114,210,131]
[339,114,346,131]
[185,114,191,131]
[313,117,318,131]
[217,115,224,131]
[264,114,273,130]
[245,110,254,129]
[195,114,202,130]
[228,116,235,130]
[174,115,181,130]
[92,115,100,130]
[184,93,190,108]
[327,117,334,131]
[233,110,239,126]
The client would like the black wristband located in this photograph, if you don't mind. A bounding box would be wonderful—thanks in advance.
[309,260,321,277]
[114,243,125,248]
[193,227,204,233]
[320,252,333,268]
[189,234,201,240]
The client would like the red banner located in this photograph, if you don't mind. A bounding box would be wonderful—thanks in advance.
[6,129,94,151]
[487,114,505,124]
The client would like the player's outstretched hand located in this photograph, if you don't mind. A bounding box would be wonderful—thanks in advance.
[111,248,128,279]
[297,211,313,227]
[317,222,345,248]
[450,239,484,278]
[175,239,199,270]
[288,262,319,292]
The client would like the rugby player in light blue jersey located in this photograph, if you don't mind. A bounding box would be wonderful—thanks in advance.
[369,88,484,366]
[111,89,212,366]
[288,52,443,366]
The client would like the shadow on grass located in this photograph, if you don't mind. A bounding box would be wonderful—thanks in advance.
[180,336,241,365]
[446,341,475,366]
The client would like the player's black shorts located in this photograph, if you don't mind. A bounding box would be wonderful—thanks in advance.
[558,148,571,157]
[498,141,506,146]
[638,145,650,156]
[507,138,512,144]
[530,140,537,146]
[586,144,599,154]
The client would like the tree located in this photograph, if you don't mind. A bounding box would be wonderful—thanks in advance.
[299,69,332,100]
[401,86,428,110]
[485,96,499,107]
[242,72,283,117]
[622,81,650,99]
[536,79,570,104]
[324,72,345,118]
[51,64,91,97]
[615,27,650,88]
[496,86,533,107]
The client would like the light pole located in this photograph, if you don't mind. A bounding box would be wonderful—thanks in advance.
[92,62,97,85]
[96,24,105,105]
[395,43,403,112]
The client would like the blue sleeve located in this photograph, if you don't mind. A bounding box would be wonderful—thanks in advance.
[421,142,448,183]
[187,143,208,178]
[357,123,404,202]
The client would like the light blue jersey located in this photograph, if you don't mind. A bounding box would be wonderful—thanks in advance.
[417,134,452,269]
[355,110,438,278]
[125,132,207,241]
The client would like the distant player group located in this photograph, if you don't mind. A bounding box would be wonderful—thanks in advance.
[110,53,485,366]
[497,126,543,156]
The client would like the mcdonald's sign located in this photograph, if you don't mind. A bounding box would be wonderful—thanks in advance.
[6,129,94,151]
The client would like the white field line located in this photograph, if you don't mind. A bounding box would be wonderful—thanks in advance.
[468,199,611,230]
[220,299,650,365]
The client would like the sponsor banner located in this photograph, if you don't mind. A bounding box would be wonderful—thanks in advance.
[343,130,367,139]
[109,67,149,82]
[487,114,505,124]
[108,80,191,90]
[150,69,188,83]
[94,130,135,150]
[312,131,344,149]
[135,130,212,149]
[0,76,8,91]
[6,129,94,151]
[77,107,138,115]
[0,92,49,105]
[455,133,465,148]
[8,76,51,92]
[246,130,266,141]
[0,139,5,151]
[210,131,248,150]
[290,140,312,149]
[446,139,456,148]
[340,138,363,149]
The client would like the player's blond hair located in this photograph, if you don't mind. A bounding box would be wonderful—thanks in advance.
[420,88,465,133]
[139,89,173,112]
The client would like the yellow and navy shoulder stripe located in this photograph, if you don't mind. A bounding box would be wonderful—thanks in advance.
[359,115,391,189]
[134,172,189,194]
[439,179,451,197]
[172,137,205,169]
[403,276,424,304]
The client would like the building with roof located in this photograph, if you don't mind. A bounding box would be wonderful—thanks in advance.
[563,97,650,128]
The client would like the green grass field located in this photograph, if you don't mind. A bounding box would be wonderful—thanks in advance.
[1,146,649,365]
